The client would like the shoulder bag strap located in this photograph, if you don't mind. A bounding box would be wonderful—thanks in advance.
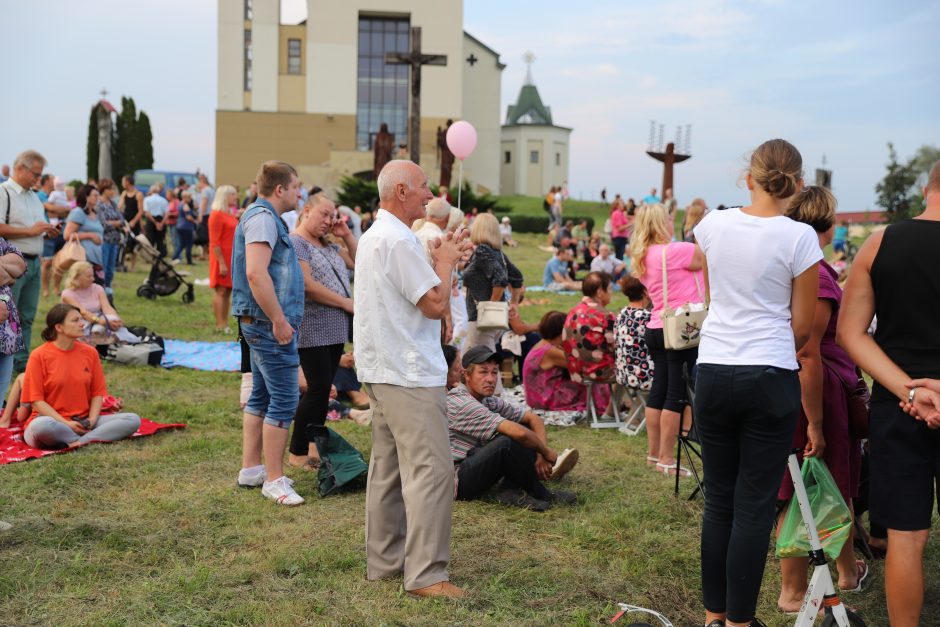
[2,187,11,225]
[660,245,669,310]
[311,244,351,297]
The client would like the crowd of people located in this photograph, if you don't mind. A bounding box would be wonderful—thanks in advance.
[2,143,938,623]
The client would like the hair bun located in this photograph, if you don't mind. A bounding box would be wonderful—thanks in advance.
[765,169,797,199]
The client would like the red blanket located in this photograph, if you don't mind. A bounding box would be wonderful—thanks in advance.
[0,418,185,465]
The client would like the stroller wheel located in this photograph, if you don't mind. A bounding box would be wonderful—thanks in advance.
[137,285,157,300]
[181,290,194,304]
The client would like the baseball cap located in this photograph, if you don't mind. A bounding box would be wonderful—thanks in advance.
[461,345,500,369]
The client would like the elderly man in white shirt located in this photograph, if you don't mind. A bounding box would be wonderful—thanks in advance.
[354,160,471,599]
[590,243,627,280]
[0,150,60,372]
[412,196,451,262]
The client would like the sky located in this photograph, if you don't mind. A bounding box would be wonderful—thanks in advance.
[1,0,937,212]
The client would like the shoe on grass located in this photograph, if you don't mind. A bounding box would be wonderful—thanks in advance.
[493,488,551,512]
[548,490,578,506]
[407,580,467,599]
[237,464,266,488]
[549,448,579,480]
[262,475,304,506]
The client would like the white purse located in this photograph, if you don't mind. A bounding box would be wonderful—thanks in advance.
[476,300,510,331]
[660,246,708,350]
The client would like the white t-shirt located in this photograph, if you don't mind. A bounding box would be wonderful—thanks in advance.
[281,209,299,232]
[353,209,445,387]
[693,207,822,370]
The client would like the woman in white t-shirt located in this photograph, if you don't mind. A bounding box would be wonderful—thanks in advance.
[692,139,822,627]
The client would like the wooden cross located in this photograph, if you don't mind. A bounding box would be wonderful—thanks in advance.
[386,26,447,164]
[466,53,478,66]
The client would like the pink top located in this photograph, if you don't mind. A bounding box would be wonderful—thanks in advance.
[610,209,630,238]
[522,343,609,411]
[61,284,106,314]
[641,242,703,329]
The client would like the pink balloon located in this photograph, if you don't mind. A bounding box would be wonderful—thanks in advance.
[446,120,477,160]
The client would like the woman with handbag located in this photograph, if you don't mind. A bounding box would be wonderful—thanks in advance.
[462,213,523,352]
[60,261,136,344]
[692,139,821,627]
[0,237,26,406]
[775,186,867,610]
[287,193,357,471]
[62,185,104,284]
[630,203,704,476]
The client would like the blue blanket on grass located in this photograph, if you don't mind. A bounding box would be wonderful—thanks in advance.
[162,340,241,372]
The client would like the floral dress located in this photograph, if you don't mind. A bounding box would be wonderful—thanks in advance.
[614,306,654,390]
[562,297,616,383]
[0,238,25,356]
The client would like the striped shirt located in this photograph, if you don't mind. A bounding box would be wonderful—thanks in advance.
[447,384,524,462]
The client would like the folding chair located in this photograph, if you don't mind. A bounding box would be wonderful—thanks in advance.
[618,386,648,436]
[585,381,625,429]
[673,363,704,500]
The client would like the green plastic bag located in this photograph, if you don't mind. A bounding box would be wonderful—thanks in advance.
[775,456,852,561]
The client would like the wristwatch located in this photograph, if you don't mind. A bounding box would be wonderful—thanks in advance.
[908,387,919,404]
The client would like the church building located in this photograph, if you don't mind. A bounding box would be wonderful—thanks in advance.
[499,56,572,197]
[216,0,505,194]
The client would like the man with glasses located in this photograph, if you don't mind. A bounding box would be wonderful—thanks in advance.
[0,150,60,371]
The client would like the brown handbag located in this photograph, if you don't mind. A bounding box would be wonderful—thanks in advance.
[53,234,86,273]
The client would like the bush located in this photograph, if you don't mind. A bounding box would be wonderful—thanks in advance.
[336,176,378,211]
[432,182,510,214]
[510,215,595,234]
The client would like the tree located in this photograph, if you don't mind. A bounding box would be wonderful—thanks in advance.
[875,143,918,223]
[86,106,99,181]
[136,111,154,170]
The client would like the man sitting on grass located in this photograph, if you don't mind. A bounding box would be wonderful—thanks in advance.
[543,247,581,292]
[447,346,580,511]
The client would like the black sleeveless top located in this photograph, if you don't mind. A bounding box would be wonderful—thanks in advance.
[870,219,940,401]
[122,192,139,222]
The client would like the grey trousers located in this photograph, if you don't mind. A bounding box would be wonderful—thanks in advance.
[364,383,453,591]
[24,413,141,449]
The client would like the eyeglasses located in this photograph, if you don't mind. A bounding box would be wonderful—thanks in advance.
[28,168,43,179]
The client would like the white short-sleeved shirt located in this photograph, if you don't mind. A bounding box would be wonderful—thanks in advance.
[694,207,822,370]
[354,208,445,387]
[1,179,48,256]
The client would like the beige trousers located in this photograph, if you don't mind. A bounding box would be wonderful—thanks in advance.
[363,382,453,590]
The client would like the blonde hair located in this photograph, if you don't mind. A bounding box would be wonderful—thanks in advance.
[682,199,706,235]
[630,204,671,278]
[469,212,502,249]
[64,261,94,290]
[211,185,237,211]
[785,186,837,233]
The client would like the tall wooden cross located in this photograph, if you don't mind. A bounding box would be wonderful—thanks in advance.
[386,26,447,164]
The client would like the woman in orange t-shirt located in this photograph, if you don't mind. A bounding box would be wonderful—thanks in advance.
[208,185,239,334]
[20,304,140,450]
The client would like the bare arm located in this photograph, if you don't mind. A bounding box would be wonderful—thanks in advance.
[299,261,353,313]
[496,418,556,462]
[539,345,568,370]
[245,242,293,344]
[0,252,26,278]
[798,299,831,458]
[687,245,705,272]
[790,263,820,353]
[0,222,49,240]
[86,396,104,425]
[488,286,505,302]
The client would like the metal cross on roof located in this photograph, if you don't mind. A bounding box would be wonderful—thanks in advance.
[100,87,108,99]
[466,53,478,66]
[523,50,535,85]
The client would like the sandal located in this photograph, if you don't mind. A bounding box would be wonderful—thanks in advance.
[646,456,659,466]
[840,560,869,593]
[656,461,691,477]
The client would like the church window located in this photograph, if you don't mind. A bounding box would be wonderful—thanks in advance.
[287,38,302,75]
[504,151,511,164]
[556,152,561,166]
[356,16,410,151]
[530,151,539,164]
[244,29,253,91]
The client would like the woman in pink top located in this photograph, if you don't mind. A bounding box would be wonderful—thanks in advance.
[60,261,124,341]
[523,311,609,412]
[630,203,704,476]
[609,198,630,261]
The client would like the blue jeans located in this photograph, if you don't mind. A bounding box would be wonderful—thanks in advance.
[241,320,300,428]
[101,241,120,288]
[11,256,41,372]
[0,353,14,405]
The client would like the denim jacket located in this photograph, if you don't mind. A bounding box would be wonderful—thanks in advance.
[230,200,304,327]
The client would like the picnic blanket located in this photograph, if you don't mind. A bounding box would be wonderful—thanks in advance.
[0,418,186,465]
[502,385,583,427]
[524,286,578,295]
[162,339,240,371]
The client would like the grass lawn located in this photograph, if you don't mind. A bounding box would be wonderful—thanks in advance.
[1,233,936,626]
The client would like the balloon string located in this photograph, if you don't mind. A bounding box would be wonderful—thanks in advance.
[457,160,463,212]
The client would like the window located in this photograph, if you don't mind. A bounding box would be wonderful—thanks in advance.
[287,38,302,75]
[530,150,539,164]
[356,16,410,151]
[244,29,253,91]
[556,152,561,166]
[504,151,511,164]
[244,0,252,20]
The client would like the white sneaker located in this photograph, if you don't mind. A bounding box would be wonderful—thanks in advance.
[262,475,305,506]
[550,448,579,480]
[237,464,266,488]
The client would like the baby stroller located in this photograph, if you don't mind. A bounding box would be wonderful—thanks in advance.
[133,233,195,303]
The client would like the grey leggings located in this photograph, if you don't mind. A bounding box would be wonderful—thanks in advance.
[24,413,141,450]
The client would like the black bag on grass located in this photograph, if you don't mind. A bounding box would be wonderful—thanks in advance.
[314,427,368,497]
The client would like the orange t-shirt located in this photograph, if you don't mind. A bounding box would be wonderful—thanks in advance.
[21,341,108,428]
